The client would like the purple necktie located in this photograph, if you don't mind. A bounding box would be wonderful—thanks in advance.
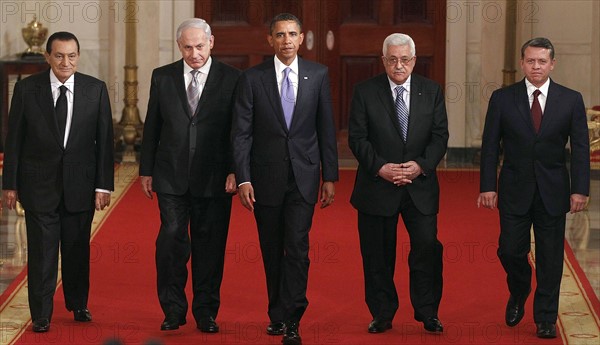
[281,67,295,128]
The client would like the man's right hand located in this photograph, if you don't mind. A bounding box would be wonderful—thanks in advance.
[1,190,18,210]
[238,183,255,212]
[477,191,497,210]
[378,163,403,184]
[141,176,153,199]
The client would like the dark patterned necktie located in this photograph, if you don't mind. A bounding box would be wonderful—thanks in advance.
[56,85,68,145]
[531,89,542,133]
[395,85,409,142]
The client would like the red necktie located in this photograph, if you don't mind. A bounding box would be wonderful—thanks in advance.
[531,89,542,133]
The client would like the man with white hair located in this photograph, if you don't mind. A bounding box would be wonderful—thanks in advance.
[348,33,448,334]
[140,18,240,332]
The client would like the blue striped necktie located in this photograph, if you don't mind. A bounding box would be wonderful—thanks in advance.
[395,85,409,142]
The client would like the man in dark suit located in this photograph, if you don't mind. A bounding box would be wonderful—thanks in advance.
[348,33,448,334]
[140,18,240,332]
[231,13,338,345]
[2,31,114,333]
[478,37,589,339]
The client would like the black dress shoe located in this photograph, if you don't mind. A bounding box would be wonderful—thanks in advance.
[197,316,219,333]
[32,319,50,333]
[423,317,443,333]
[160,315,186,331]
[282,321,302,345]
[368,318,392,333]
[536,322,557,338]
[266,321,285,335]
[505,290,530,327]
[74,309,92,322]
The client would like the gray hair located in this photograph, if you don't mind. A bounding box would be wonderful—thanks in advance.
[382,33,416,57]
[176,18,212,41]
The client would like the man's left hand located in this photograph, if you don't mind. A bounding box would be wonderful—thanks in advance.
[225,174,237,194]
[320,181,335,209]
[392,161,422,185]
[95,192,111,211]
[570,193,588,214]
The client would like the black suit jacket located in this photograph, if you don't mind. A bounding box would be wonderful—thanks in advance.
[480,78,590,216]
[232,58,338,205]
[140,58,241,197]
[2,70,114,213]
[349,73,449,216]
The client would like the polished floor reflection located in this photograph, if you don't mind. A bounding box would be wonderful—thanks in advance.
[566,177,600,297]
[1,164,599,299]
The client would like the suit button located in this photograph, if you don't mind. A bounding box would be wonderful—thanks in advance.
[284,157,289,161]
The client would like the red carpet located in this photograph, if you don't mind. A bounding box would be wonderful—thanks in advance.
[8,169,597,344]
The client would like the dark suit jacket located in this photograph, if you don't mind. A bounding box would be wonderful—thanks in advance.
[2,70,114,213]
[349,73,449,216]
[232,58,338,205]
[140,58,241,197]
[480,78,590,216]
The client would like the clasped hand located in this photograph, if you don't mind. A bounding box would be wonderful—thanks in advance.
[378,161,422,186]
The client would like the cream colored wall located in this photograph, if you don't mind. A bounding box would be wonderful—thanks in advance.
[448,0,600,148]
[1,1,598,145]
[517,0,599,108]
[0,0,193,124]
[1,0,109,102]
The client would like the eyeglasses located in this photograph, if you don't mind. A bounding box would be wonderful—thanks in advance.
[384,56,415,66]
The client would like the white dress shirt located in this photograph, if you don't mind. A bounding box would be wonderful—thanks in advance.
[50,70,75,148]
[50,70,111,194]
[183,56,212,100]
[388,75,412,112]
[274,55,299,101]
[525,77,550,113]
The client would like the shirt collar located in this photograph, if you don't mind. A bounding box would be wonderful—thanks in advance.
[274,55,299,77]
[183,56,212,76]
[49,70,75,91]
[525,77,550,97]
[388,74,412,93]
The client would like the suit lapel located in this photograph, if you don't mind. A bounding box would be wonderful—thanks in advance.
[514,79,536,133]
[260,60,288,131]
[36,71,63,148]
[377,74,404,139]
[195,60,221,119]
[407,76,424,142]
[173,60,193,118]
[539,79,560,133]
[69,73,86,149]
[293,59,306,130]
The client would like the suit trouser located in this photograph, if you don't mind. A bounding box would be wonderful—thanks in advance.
[357,188,443,322]
[155,192,232,322]
[24,201,94,322]
[498,187,566,323]
[254,180,315,323]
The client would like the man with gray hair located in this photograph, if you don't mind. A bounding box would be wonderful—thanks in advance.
[348,33,448,334]
[140,18,240,332]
